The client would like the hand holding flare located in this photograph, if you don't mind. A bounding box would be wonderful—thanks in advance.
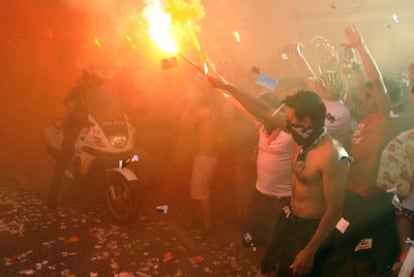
[178,53,232,89]
[142,0,205,57]
[142,0,232,91]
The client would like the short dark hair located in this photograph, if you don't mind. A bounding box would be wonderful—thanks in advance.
[284,90,326,129]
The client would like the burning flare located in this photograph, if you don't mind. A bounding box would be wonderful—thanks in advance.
[142,0,178,54]
[142,0,205,55]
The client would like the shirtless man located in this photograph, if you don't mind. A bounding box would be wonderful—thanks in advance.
[208,73,350,275]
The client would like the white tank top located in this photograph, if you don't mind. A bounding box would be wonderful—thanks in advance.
[256,127,295,197]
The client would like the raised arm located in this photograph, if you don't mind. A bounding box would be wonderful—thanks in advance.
[207,72,286,131]
[343,24,391,115]
[226,95,258,124]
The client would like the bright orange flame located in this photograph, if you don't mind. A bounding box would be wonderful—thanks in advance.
[142,0,178,54]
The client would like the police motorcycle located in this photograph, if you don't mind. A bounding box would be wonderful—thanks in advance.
[45,78,139,222]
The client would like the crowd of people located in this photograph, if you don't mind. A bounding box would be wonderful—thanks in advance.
[204,24,414,276]
[48,23,414,276]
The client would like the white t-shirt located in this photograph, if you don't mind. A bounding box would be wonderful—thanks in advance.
[323,99,352,146]
[256,127,295,197]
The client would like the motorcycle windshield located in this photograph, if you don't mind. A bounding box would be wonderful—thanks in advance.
[87,82,128,136]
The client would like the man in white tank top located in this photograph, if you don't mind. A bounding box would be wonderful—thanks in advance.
[243,79,305,246]
[243,123,295,246]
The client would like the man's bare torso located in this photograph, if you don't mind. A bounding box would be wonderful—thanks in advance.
[291,137,347,219]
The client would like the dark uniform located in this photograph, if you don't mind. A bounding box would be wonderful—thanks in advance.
[47,72,102,208]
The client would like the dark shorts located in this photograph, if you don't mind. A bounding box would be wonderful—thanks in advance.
[244,189,290,245]
[337,190,399,270]
[261,209,333,276]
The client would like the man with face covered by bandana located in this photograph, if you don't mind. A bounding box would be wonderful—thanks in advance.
[206,68,350,275]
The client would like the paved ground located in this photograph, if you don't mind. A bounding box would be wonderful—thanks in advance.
[0,150,264,277]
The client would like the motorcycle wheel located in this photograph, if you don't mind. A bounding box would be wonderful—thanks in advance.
[105,171,137,222]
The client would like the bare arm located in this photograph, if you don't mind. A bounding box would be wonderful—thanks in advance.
[353,65,368,98]
[348,65,368,120]
[208,75,286,131]
[227,95,259,124]
[344,25,391,115]
[291,144,349,275]
[308,150,348,250]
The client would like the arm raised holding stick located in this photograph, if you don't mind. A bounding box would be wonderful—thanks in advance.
[192,57,286,132]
